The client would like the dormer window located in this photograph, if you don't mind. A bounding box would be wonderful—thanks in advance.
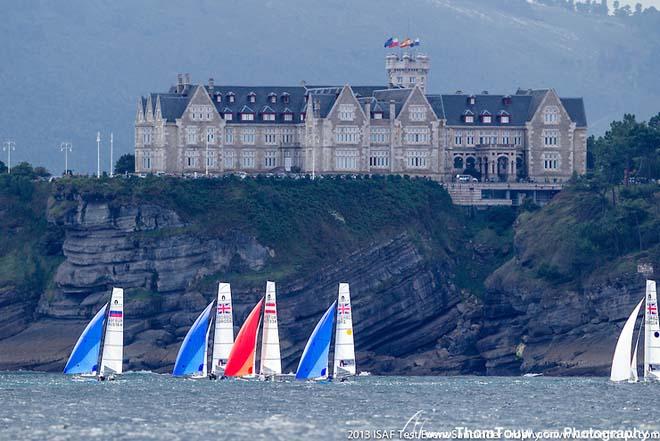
[480,111,492,124]
[283,112,293,122]
[227,92,235,103]
[499,111,510,124]
[282,93,290,104]
[463,110,475,124]
[373,112,383,120]
[216,94,222,103]
[248,92,256,104]
[468,95,476,105]
[262,113,275,121]
[301,113,306,122]
[223,112,233,121]
[268,93,277,104]
[241,113,255,121]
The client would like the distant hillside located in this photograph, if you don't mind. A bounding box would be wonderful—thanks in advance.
[1,0,659,173]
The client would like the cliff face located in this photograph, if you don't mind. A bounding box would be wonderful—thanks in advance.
[0,178,657,375]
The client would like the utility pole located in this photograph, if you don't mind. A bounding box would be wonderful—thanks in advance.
[110,132,114,177]
[2,140,15,173]
[96,131,101,178]
[60,142,72,176]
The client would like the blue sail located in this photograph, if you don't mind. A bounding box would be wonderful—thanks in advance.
[295,301,337,380]
[172,301,214,377]
[63,304,108,374]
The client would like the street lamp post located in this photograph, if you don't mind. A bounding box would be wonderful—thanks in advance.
[2,140,15,174]
[110,132,114,177]
[60,142,72,175]
[96,131,101,178]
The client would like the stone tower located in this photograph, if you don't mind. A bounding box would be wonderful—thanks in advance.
[385,52,430,93]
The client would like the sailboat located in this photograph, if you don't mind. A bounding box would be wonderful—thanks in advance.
[173,282,235,379]
[611,280,658,382]
[296,282,358,381]
[224,298,264,378]
[64,287,124,381]
[260,281,282,378]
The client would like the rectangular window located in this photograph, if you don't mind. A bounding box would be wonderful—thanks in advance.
[466,131,475,146]
[369,150,390,168]
[335,149,359,170]
[142,127,153,145]
[335,126,360,144]
[543,129,559,147]
[464,115,474,124]
[405,150,429,169]
[514,133,522,146]
[543,106,560,124]
[241,113,254,121]
[262,113,275,121]
[281,128,295,145]
[142,151,152,169]
[409,105,426,121]
[264,150,277,168]
[482,115,492,124]
[404,127,430,145]
[283,113,293,122]
[501,131,510,145]
[185,151,197,168]
[501,115,510,124]
[338,104,355,121]
[224,150,235,169]
[264,129,277,145]
[370,128,390,144]
[224,113,233,121]
[206,127,215,144]
[225,128,234,144]
[454,132,462,146]
[542,152,560,170]
[241,128,256,145]
[206,150,216,168]
[242,150,256,169]
[186,127,197,145]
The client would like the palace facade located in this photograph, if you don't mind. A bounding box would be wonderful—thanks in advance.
[135,54,587,183]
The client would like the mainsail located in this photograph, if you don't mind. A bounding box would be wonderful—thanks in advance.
[172,301,215,377]
[99,287,124,376]
[224,298,264,377]
[63,304,108,375]
[333,283,356,377]
[611,297,644,382]
[260,281,282,376]
[211,283,234,376]
[295,301,337,380]
[644,280,660,380]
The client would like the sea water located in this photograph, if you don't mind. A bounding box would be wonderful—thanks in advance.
[0,372,657,440]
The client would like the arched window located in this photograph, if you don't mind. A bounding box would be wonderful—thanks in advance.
[453,156,464,169]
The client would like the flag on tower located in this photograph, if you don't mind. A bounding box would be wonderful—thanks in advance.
[384,37,394,48]
[411,38,421,47]
[400,38,412,48]
[385,37,399,48]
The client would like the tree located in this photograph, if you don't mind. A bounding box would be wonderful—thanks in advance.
[634,2,643,14]
[11,162,35,177]
[33,166,50,178]
[0,160,6,174]
[114,154,135,175]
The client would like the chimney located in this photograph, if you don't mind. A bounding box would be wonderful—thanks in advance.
[313,99,321,118]
[365,101,371,119]
[208,77,215,92]
[176,74,183,93]
[389,100,395,120]
[184,73,191,85]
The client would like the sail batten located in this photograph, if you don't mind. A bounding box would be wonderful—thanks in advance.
[63,304,108,375]
[296,301,337,380]
[211,283,234,375]
[260,281,282,376]
[172,301,215,377]
[333,283,356,377]
[225,299,264,377]
[611,297,644,382]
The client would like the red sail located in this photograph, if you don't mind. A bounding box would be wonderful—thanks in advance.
[224,298,263,377]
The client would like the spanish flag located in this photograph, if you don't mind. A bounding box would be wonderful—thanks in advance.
[400,38,412,48]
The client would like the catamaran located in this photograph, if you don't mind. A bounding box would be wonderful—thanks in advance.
[610,279,658,382]
[295,282,357,381]
[223,280,283,379]
[64,287,124,381]
[172,282,235,379]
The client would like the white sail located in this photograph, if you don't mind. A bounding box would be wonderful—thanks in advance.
[259,281,282,375]
[211,283,234,375]
[610,297,643,382]
[644,280,660,380]
[99,287,124,376]
[333,283,356,377]
[631,325,641,382]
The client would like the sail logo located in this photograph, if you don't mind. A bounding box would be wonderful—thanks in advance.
[265,302,276,314]
[649,303,657,316]
[109,310,123,318]
[217,303,231,314]
[338,304,351,315]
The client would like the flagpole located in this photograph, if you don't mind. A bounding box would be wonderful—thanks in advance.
[110,132,114,177]
[96,131,101,178]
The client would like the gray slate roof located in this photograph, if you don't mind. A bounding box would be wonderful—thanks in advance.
[140,84,587,128]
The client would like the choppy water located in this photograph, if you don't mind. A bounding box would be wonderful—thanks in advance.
[1,372,658,440]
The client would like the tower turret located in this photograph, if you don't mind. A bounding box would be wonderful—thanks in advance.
[386,53,430,93]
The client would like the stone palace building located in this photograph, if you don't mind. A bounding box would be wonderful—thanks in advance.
[135,53,587,183]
